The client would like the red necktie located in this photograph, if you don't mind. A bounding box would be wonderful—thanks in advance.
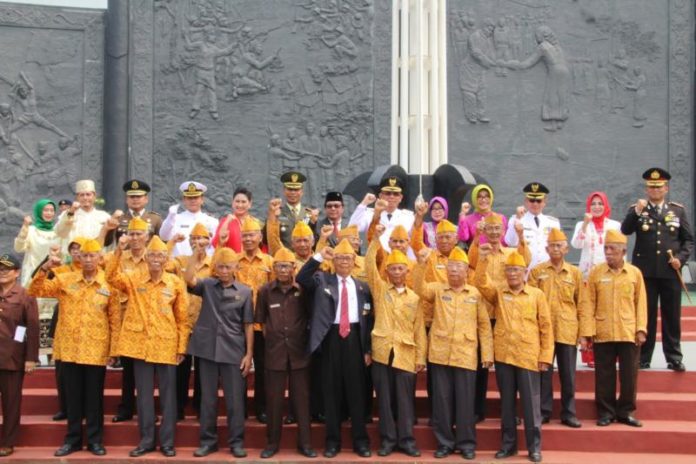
[339,278,350,338]
[333,221,339,237]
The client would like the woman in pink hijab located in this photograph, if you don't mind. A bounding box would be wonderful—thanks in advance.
[458,184,508,246]
[422,196,448,248]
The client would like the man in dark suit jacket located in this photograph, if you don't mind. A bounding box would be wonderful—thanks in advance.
[104,179,162,247]
[313,191,346,247]
[296,238,374,458]
[621,168,694,371]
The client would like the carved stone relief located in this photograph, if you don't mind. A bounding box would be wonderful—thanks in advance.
[447,0,692,238]
[128,0,391,219]
[0,3,103,244]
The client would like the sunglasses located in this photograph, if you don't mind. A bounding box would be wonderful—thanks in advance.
[325,203,343,209]
[527,198,543,203]
[381,191,401,197]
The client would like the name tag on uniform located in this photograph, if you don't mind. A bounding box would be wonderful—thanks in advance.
[270,303,281,309]
[503,295,513,302]
[180,224,190,228]
[562,279,574,285]
[14,325,26,342]
[436,264,445,269]
[97,288,110,297]
[537,274,548,280]
[441,295,452,302]
[600,278,612,283]
[466,297,478,304]
[69,283,80,291]
[162,289,173,297]
[137,287,147,293]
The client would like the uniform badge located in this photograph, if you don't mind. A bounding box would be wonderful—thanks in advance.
[294,292,300,297]
[270,303,280,309]
[97,288,111,297]
[161,289,173,297]
[324,288,332,295]
[503,295,513,302]
[641,224,649,232]
[441,295,452,302]
[465,297,478,304]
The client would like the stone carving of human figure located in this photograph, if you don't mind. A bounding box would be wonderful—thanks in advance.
[0,102,14,145]
[229,40,281,99]
[321,24,358,59]
[506,25,570,132]
[184,24,237,120]
[10,72,67,137]
[609,48,629,113]
[595,59,611,112]
[31,136,81,197]
[625,67,647,128]
[460,18,498,124]
[493,17,511,77]
[268,132,301,194]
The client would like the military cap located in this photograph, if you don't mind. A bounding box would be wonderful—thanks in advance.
[523,182,549,200]
[280,171,306,189]
[123,179,151,196]
[0,253,21,269]
[58,199,71,207]
[643,167,671,187]
[324,191,344,205]
[179,181,207,197]
[379,176,404,193]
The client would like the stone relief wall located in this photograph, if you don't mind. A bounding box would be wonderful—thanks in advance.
[447,0,693,230]
[129,0,391,218]
[0,3,104,243]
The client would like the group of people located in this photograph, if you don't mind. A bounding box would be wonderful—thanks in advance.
[0,166,692,463]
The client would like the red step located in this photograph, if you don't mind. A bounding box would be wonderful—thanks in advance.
[12,416,696,454]
[5,447,696,463]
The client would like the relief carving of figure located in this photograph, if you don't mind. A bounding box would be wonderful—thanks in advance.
[624,67,647,128]
[493,17,511,77]
[227,40,282,100]
[459,18,497,124]
[507,25,570,132]
[9,72,67,137]
[609,48,629,113]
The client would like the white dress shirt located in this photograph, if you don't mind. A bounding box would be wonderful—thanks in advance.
[505,211,561,269]
[55,207,111,251]
[334,275,359,324]
[160,209,219,256]
[348,204,415,255]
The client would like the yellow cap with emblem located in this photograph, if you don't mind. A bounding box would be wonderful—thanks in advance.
[448,247,469,264]
[146,235,168,252]
[390,225,409,240]
[334,238,356,256]
[240,218,262,233]
[605,229,628,244]
[505,251,526,267]
[292,221,313,238]
[190,222,210,238]
[484,213,503,225]
[547,228,567,243]
[213,247,238,264]
[273,247,297,263]
[128,217,149,232]
[436,219,457,234]
[338,224,359,239]
[80,239,102,253]
[385,249,409,267]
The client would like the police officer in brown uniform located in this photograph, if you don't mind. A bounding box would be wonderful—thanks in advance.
[0,254,39,457]
[621,168,694,371]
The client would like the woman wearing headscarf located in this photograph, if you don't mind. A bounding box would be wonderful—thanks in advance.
[458,184,508,246]
[571,191,621,279]
[14,199,61,287]
[570,191,621,368]
[422,197,449,248]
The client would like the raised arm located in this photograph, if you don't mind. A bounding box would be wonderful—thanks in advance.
[365,232,386,295]
[411,249,436,303]
[410,201,428,253]
[348,193,377,233]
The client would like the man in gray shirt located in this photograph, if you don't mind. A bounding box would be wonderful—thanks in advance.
[184,246,254,458]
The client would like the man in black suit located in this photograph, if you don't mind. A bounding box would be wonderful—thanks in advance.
[621,167,694,371]
[314,192,346,247]
[296,238,374,459]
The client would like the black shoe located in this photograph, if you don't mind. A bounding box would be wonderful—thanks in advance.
[297,446,317,458]
[354,446,371,458]
[639,361,650,369]
[528,451,542,462]
[52,411,67,421]
[111,414,132,423]
[284,414,297,424]
[667,361,686,372]
[495,449,518,459]
[434,446,452,458]
[257,412,268,424]
[475,414,485,424]
[54,444,81,457]
[176,411,185,421]
[541,416,550,424]
[231,447,247,458]
[617,415,642,427]
[561,417,582,428]
[377,444,393,457]
[596,416,613,427]
[87,444,106,456]
[193,444,218,457]
[160,446,176,457]
[323,447,339,458]
[515,416,522,425]
[462,449,476,460]
[399,445,421,457]
[260,447,278,459]
[129,446,155,457]
[311,413,326,423]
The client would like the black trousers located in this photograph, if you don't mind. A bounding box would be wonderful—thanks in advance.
[594,342,639,420]
[371,361,416,449]
[0,369,24,447]
[265,367,311,449]
[176,355,201,418]
[54,360,67,415]
[253,331,266,416]
[133,360,177,449]
[474,319,495,420]
[642,277,682,365]
[62,362,106,447]
[321,324,369,450]
[540,343,577,421]
[431,363,477,452]
[495,362,541,454]
[116,356,135,418]
[309,351,324,418]
[198,357,246,448]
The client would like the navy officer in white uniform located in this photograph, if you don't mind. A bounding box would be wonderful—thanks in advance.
[505,182,561,270]
[160,181,219,257]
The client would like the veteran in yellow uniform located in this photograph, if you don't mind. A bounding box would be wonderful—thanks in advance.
[468,213,530,422]
[528,228,591,428]
[585,230,647,428]
[413,246,492,461]
[29,239,120,457]
[366,226,426,458]
[317,224,368,280]
[106,236,190,458]
[474,251,553,463]
[235,218,274,424]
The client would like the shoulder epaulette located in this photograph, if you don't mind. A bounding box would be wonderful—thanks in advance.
[668,201,685,208]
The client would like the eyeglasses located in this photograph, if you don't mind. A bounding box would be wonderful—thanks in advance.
[381,191,401,197]
[325,203,343,209]
[273,263,294,270]
[527,198,543,203]
[431,206,444,211]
